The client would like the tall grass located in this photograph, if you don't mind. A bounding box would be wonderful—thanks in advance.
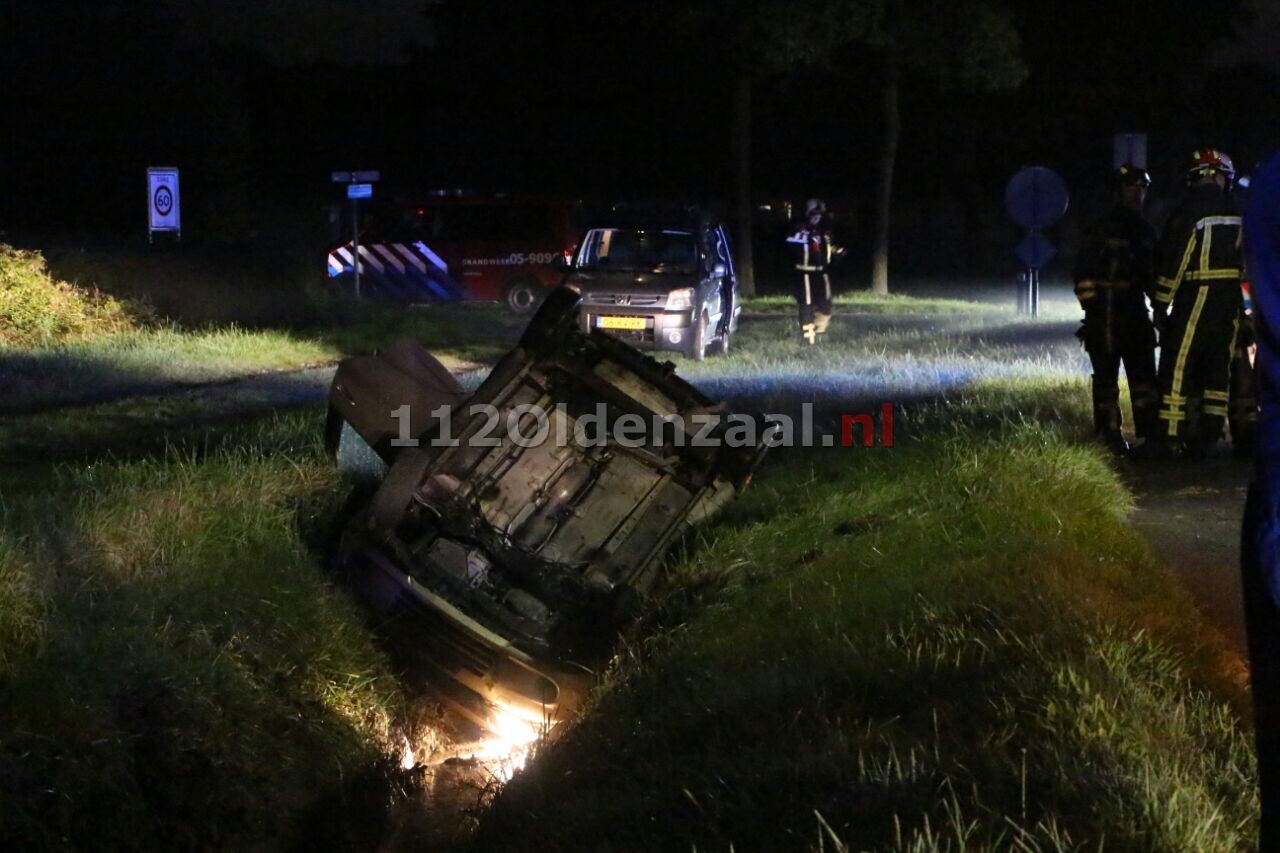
[0,411,402,850]
[0,292,1253,850]
[474,416,1255,851]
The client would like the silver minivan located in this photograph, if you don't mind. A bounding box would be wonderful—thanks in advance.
[562,209,740,360]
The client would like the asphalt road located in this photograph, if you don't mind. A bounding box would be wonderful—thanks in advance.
[1124,453,1252,655]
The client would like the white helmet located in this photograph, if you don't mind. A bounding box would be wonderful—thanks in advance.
[805,198,827,216]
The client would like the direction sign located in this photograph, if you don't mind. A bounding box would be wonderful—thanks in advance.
[1113,133,1148,169]
[332,170,381,183]
[347,183,373,199]
[1015,232,1056,269]
[1004,166,1069,229]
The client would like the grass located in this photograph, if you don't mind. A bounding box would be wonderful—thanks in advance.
[742,291,1009,316]
[472,387,1254,851]
[2,243,523,415]
[0,288,1254,850]
[0,411,408,850]
[1,303,518,414]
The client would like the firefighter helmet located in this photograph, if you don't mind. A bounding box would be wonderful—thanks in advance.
[1186,148,1236,185]
[1112,164,1151,189]
[804,198,827,216]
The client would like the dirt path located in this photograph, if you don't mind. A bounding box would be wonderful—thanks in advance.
[1123,450,1252,654]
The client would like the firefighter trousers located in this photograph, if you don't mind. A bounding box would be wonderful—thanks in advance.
[795,270,833,328]
[1086,331,1158,440]
[1156,282,1241,446]
[1230,335,1258,450]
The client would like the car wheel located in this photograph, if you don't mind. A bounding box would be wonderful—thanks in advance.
[504,276,542,315]
[687,311,708,361]
[710,324,730,357]
[520,286,583,353]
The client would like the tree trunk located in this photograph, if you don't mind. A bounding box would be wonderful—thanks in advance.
[871,56,900,295]
[733,74,756,297]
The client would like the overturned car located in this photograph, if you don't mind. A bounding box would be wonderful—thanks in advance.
[325,289,775,734]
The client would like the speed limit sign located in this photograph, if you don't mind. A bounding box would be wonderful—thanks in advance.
[147,167,181,239]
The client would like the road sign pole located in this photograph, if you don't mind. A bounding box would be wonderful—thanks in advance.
[332,169,379,301]
[1005,166,1068,317]
[352,198,361,300]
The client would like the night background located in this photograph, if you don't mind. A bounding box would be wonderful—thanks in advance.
[3,0,1277,285]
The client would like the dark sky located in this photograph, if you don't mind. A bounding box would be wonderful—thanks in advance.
[2,0,1277,273]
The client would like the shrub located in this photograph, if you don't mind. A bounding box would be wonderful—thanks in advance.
[0,244,139,346]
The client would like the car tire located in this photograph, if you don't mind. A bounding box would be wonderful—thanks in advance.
[710,325,730,357]
[520,286,583,354]
[687,311,708,361]
[503,276,542,315]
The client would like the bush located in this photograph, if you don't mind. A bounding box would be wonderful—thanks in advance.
[0,244,139,346]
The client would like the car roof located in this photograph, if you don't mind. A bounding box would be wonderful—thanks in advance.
[581,203,721,233]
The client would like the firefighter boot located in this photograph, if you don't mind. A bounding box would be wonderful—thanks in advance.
[1097,429,1128,457]
[814,312,832,335]
[801,322,818,345]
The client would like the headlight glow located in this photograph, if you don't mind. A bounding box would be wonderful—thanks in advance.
[666,287,695,311]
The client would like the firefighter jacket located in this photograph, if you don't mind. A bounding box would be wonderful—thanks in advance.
[1073,203,1157,350]
[1153,183,1244,309]
[787,218,840,272]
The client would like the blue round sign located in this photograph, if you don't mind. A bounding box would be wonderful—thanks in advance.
[1004,166,1069,229]
[1015,232,1056,269]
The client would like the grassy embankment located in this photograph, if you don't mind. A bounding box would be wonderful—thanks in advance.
[1,243,520,414]
[0,244,1254,848]
[0,412,408,849]
[475,390,1255,851]
[1,395,1257,849]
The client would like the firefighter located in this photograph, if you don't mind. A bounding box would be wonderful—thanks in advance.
[786,198,842,344]
[1072,164,1159,456]
[1151,148,1245,459]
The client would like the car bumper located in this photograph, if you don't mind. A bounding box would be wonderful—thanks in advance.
[353,545,587,730]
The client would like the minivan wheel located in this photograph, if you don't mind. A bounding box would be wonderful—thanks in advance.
[504,277,542,315]
[711,326,730,357]
[687,311,708,361]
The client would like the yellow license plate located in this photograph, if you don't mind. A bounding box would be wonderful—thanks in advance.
[598,316,647,330]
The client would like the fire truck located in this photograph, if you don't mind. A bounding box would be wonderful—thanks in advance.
[327,191,579,313]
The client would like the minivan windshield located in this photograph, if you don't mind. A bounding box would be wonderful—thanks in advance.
[576,228,698,274]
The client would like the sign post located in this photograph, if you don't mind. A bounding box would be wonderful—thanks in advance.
[331,170,381,299]
[1113,133,1148,169]
[1004,166,1069,317]
[147,167,181,243]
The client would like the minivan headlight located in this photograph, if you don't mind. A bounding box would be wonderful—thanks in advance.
[666,287,696,311]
